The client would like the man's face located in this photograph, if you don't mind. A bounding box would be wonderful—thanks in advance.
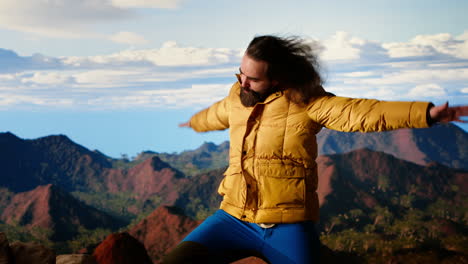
[238,54,278,107]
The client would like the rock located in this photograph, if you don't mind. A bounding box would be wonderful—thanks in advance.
[232,257,266,264]
[129,206,201,262]
[9,241,55,264]
[93,232,152,264]
[56,254,97,264]
[0,233,13,264]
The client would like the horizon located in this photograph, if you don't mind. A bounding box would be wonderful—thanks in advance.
[2,123,467,160]
[1,0,467,158]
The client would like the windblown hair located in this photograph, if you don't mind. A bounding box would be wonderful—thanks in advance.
[246,35,326,105]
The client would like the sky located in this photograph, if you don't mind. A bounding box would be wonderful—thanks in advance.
[0,0,467,158]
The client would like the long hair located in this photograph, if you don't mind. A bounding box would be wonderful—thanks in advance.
[245,35,326,105]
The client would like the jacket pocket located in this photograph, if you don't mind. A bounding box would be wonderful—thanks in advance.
[256,163,306,208]
[258,175,305,208]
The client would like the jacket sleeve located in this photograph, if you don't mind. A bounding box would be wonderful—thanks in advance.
[306,96,432,132]
[189,92,232,132]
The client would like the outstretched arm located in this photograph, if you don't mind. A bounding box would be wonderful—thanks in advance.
[429,102,468,123]
[178,82,240,132]
[178,97,230,132]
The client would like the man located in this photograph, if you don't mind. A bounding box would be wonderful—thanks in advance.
[164,35,468,264]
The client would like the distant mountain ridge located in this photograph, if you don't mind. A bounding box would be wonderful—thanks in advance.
[0,184,126,241]
[0,132,188,199]
[0,132,112,193]
[2,124,466,193]
[102,156,188,202]
[134,141,230,176]
[315,148,467,225]
[316,123,468,170]
[0,132,194,226]
[137,123,468,174]
[1,125,467,262]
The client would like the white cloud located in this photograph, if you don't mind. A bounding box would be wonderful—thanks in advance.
[341,71,376,78]
[381,61,427,69]
[86,83,232,109]
[383,42,435,58]
[132,41,240,66]
[62,41,242,67]
[2,31,468,110]
[407,84,447,98]
[318,31,387,63]
[21,72,74,85]
[428,62,468,68]
[383,32,468,59]
[0,93,74,108]
[0,0,133,38]
[320,31,362,61]
[0,74,16,81]
[345,68,468,86]
[111,0,183,8]
[0,0,181,38]
[73,69,148,86]
[110,32,149,45]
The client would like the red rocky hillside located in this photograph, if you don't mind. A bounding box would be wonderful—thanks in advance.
[0,184,125,241]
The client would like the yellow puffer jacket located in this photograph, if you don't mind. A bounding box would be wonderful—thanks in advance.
[189,80,431,223]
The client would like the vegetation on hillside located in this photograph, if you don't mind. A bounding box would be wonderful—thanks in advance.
[112,142,230,176]
[1,133,467,262]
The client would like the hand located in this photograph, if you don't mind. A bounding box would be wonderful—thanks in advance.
[429,102,468,123]
[178,121,191,128]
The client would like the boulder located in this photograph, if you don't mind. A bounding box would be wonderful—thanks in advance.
[9,241,55,264]
[56,254,97,264]
[93,232,152,264]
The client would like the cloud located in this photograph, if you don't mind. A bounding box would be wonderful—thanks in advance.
[21,72,75,85]
[2,31,467,110]
[407,84,448,98]
[0,0,134,38]
[73,70,143,85]
[87,84,231,110]
[319,31,386,62]
[109,31,149,45]
[341,71,377,78]
[0,92,74,108]
[319,31,468,67]
[0,0,182,38]
[0,73,16,81]
[0,42,242,72]
[0,48,62,73]
[383,32,468,59]
[111,0,183,8]
[62,41,243,67]
[320,31,362,61]
[345,68,468,86]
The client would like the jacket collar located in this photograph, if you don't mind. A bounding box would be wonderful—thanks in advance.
[262,90,284,104]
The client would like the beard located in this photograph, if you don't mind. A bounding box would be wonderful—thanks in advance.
[239,86,273,107]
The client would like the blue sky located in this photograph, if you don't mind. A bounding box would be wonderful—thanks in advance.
[0,0,467,158]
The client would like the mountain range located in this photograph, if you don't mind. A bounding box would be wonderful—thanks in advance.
[0,123,467,262]
[133,123,468,176]
[0,184,125,241]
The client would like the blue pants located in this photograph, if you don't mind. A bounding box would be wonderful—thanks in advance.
[181,209,320,264]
